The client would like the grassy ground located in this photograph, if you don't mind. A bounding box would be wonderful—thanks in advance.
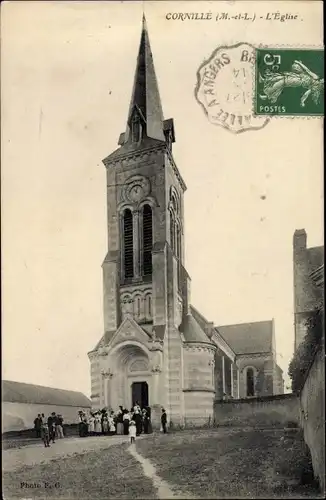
[3,442,158,499]
[136,427,321,499]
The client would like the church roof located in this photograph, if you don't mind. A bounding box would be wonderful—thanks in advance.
[2,380,91,408]
[189,306,211,333]
[181,313,214,345]
[217,320,274,355]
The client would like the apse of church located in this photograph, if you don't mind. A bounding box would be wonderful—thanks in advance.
[88,16,283,426]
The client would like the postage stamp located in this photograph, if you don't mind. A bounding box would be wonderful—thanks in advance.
[195,43,269,134]
[255,48,324,116]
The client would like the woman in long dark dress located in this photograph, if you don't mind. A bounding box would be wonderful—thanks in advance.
[133,408,142,436]
[142,408,149,434]
[116,406,124,435]
[123,410,131,435]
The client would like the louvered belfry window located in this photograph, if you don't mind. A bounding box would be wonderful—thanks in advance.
[123,209,134,279]
[142,204,153,276]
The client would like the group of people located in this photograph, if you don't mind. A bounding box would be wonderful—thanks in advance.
[78,402,152,438]
[78,403,168,442]
[33,413,65,448]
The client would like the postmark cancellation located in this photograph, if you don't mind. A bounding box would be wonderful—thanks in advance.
[195,43,270,133]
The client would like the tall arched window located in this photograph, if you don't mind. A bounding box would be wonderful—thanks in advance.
[170,212,175,253]
[176,226,181,260]
[246,368,255,397]
[123,209,134,279]
[142,205,153,276]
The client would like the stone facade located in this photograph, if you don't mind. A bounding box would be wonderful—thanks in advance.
[88,17,284,426]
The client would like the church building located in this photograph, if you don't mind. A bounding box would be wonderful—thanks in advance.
[88,17,284,427]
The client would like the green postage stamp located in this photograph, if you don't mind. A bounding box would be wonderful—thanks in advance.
[255,48,324,116]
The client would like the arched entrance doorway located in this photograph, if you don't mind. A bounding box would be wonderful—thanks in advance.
[131,381,149,408]
[108,342,151,410]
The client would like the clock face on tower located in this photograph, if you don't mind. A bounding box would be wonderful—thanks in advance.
[124,175,151,204]
[129,184,144,202]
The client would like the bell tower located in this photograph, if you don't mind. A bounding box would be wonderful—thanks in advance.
[97,16,190,422]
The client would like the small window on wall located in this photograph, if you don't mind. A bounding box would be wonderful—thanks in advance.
[134,296,141,319]
[170,212,175,252]
[144,294,152,319]
[246,368,255,397]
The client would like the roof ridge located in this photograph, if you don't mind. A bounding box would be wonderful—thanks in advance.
[217,319,273,329]
[3,380,85,394]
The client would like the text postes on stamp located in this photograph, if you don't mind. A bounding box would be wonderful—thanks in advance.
[195,43,269,133]
[255,48,324,116]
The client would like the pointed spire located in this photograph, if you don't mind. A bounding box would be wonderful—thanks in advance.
[125,15,165,142]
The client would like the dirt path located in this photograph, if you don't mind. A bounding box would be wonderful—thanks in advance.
[128,444,194,499]
[2,435,133,472]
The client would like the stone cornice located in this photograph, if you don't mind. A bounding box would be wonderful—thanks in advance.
[103,145,165,169]
[183,342,216,354]
[237,352,272,360]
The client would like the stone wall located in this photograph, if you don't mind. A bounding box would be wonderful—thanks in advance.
[183,390,215,426]
[299,338,325,493]
[213,394,299,428]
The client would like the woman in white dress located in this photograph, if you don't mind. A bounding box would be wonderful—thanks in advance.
[88,414,95,435]
[102,415,109,434]
[94,413,102,435]
[108,413,116,435]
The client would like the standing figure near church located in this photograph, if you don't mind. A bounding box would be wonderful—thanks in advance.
[94,412,102,435]
[78,410,84,437]
[88,413,95,435]
[41,421,50,448]
[47,412,56,443]
[145,406,152,434]
[133,401,141,413]
[34,414,42,438]
[133,403,142,436]
[123,409,131,435]
[55,414,64,439]
[116,406,124,435]
[108,412,116,435]
[129,420,136,445]
[161,408,167,434]
[102,414,109,435]
[142,408,149,434]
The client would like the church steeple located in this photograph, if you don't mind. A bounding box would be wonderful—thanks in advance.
[124,15,165,143]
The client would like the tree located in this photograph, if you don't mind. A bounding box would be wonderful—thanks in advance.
[288,309,323,393]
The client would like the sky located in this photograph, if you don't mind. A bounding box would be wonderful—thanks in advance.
[2,1,323,396]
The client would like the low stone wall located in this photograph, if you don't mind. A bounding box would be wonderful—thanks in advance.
[213,394,299,428]
[183,389,215,426]
[299,339,325,494]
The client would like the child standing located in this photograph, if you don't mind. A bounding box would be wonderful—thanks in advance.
[41,422,50,448]
[129,420,136,444]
